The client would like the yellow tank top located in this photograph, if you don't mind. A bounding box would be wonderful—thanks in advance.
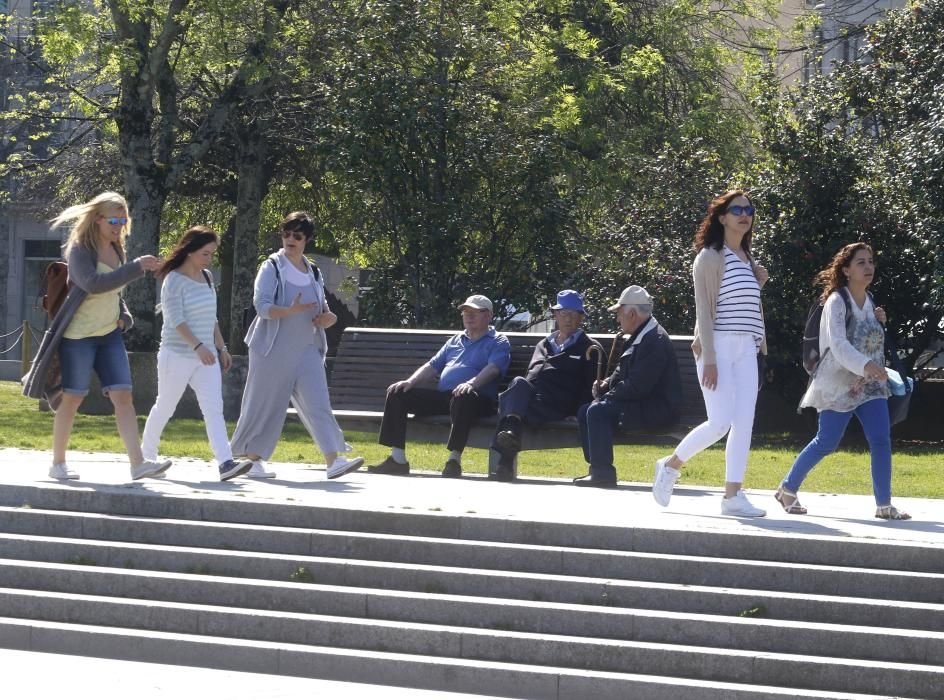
[63,262,125,339]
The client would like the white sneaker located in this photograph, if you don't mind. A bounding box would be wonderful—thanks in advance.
[142,456,171,478]
[246,460,276,479]
[722,490,767,518]
[131,459,172,480]
[49,463,79,480]
[652,456,680,507]
[327,455,365,479]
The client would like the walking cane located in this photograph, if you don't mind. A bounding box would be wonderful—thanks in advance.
[585,344,605,382]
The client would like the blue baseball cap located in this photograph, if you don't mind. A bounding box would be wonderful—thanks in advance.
[550,289,586,314]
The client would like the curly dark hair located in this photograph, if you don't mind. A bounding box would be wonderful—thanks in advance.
[814,242,873,304]
[693,190,754,254]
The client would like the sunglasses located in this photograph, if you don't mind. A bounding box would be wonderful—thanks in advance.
[105,217,128,226]
[726,205,755,217]
[280,230,306,241]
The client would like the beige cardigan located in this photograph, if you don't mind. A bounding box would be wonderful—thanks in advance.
[690,246,768,364]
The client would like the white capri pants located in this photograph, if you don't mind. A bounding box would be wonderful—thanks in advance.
[142,348,234,466]
[674,332,759,483]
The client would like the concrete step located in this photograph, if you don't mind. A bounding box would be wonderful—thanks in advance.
[3,557,943,642]
[0,617,915,700]
[1,585,943,682]
[1,514,942,605]
[2,488,942,574]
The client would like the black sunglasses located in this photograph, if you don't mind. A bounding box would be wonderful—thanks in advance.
[280,230,305,241]
[726,205,755,217]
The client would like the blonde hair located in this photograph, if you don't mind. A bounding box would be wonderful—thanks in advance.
[54,192,131,257]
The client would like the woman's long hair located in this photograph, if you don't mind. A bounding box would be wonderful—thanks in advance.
[814,242,873,304]
[158,226,219,278]
[693,190,753,254]
[54,192,130,257]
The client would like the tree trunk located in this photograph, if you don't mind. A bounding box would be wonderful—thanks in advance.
[217,217,236,344]
[228,127,270,355]
[122,180,166,351]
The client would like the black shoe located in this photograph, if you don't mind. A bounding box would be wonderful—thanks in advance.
[573,473,617,489]
[495,430,521,454]
[367,456,411,475]
[489,464,515,482]
[442,459,462,478]
[219,459,253,481]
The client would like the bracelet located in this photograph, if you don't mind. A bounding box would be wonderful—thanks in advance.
[193,342,203,351]
[217,345,228,353]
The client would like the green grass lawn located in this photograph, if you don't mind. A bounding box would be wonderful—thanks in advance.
[1,381,940,497]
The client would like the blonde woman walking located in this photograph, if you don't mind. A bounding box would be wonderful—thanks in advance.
[23,192,170,480]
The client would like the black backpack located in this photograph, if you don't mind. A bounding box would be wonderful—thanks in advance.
[801,287,872,375]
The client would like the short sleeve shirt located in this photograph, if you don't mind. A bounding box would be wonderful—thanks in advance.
[428,328,511,398]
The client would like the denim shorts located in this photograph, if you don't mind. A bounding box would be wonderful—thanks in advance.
[59,328,133,396]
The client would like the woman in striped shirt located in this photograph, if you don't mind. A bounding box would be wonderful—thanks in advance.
[652,190,769,517]
[141,226,252,481]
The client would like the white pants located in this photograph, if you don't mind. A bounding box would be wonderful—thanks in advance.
[142,349,233,466]
[674,333,759,483]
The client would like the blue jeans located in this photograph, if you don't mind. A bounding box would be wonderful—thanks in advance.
[782,398,892,506]
[577,400,624,481]
[58,328,132,396]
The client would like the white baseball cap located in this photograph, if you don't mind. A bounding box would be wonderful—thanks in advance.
[607,285,653,312]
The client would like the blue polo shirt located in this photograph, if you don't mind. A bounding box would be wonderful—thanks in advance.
[428,327,511,398]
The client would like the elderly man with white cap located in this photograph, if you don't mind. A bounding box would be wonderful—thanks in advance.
[491,290,603,481]
[368,294,511,478]
[574,285,682,488]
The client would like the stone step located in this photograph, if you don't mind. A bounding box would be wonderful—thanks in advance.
[2,490,941,574]
[1,515,942,605]
[0,617,919,700]
[3,557,943,642]
[1,572,943,669]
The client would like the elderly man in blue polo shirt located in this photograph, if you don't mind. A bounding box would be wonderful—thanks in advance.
[490,290,603,482]
[368,294,512,478]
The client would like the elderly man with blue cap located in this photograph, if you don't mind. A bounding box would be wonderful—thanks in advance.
[491,290,603,481]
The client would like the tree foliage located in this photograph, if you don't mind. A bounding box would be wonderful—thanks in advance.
[749,1,944,397]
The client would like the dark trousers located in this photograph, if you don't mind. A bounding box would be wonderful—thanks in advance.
[577,399,645,480]
[378,386,494,452]
[491,377,570,451]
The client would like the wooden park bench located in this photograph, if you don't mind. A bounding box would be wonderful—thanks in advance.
[328,328,706,468]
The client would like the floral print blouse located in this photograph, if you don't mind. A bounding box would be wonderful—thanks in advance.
[799,290,889,413]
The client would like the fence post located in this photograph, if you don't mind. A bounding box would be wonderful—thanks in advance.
[21,321,32,378]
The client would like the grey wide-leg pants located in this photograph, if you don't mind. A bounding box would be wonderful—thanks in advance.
[230,344,350,460]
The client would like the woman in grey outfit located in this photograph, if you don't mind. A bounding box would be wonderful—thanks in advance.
[230,211,363,480]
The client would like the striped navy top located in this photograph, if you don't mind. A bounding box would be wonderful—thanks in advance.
[714,246,763,340]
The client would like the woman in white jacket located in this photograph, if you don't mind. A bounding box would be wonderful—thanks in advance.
[777,242,910,520]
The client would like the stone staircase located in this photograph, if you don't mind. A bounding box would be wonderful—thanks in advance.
[0,482,942,699]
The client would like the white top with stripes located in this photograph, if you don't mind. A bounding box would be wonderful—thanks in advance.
[714,246,763,340]
[160,270,218,355]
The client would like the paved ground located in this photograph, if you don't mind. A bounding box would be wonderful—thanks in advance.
[0,648,502,699]
[1,446,941,545]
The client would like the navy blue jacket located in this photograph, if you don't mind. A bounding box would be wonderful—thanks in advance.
[601,318,681,429]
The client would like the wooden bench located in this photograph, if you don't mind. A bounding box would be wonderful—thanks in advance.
[328,327,706,456]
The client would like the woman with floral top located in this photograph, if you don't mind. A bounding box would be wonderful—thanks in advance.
[777,242,910,520]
